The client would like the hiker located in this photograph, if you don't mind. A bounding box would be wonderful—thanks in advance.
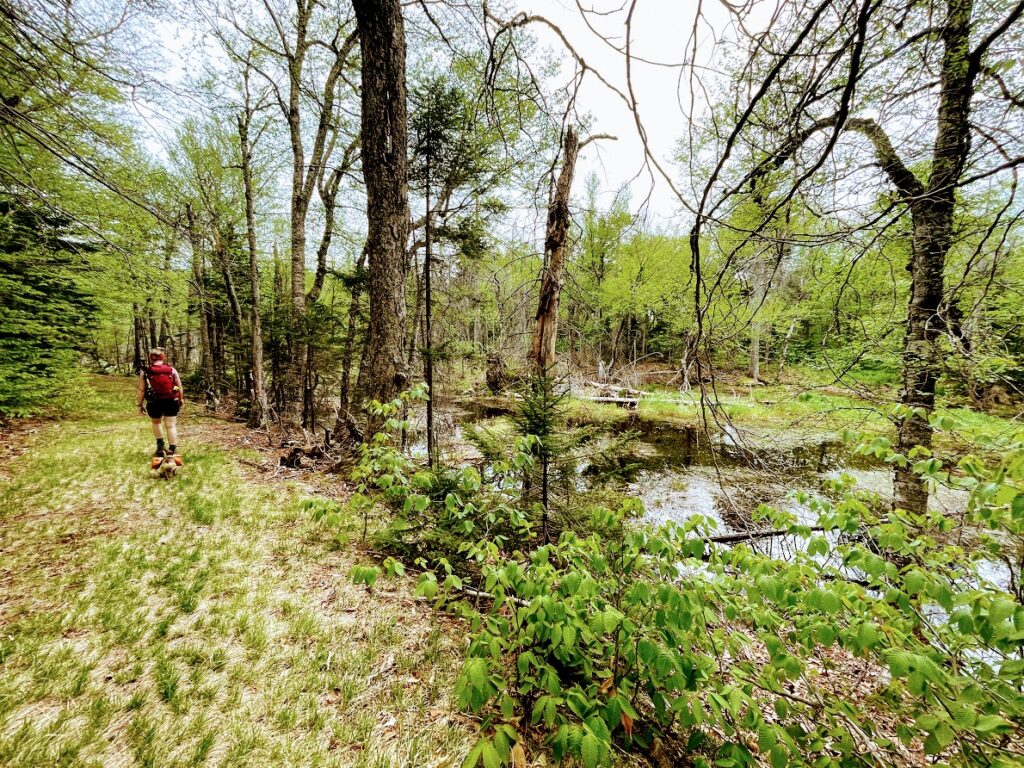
[137,347,184,464]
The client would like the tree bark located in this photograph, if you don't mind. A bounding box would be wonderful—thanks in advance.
[132,302,144,372]
[893,0,976,514]
[337,250,367,414]
[353,0,410,429]
[258,3,356,425]
[529,126,580,375]
[271,250,287,412]
[147,300,158,349]
[186,204,214,390]
[159,246,172,350]
[423,152,435,467]
[237,98,268,429]
[749,323,761,381]
[211,227,245,338]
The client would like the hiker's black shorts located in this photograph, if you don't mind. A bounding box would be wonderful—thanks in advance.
[146,399,181,418]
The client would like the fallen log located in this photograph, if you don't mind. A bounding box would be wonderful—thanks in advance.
[707,526,824,545]
[578,395,640,408]
[585,379,643,396]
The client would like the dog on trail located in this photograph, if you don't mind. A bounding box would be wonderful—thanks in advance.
[153,455,179,480]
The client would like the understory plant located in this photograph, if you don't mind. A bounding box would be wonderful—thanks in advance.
[312,394,1024,768]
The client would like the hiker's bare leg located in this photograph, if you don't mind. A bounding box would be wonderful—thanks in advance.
[151,418,164,440]
[164,416,178,447]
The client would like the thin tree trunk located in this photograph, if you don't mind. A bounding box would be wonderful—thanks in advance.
[160,247,172,349]
[424,152,435,468]
[775,320,796,383]
[406,254,422,369]
[308,167,344,304]
[186,205,214,390]
[272,12,354,427]
[750,322,761,381]
[212,227,246,338]
[272,251,288,413]
[183,312,193,374]
[529,126,580,375]
[147,300,158,350]
[353,0,410,431]
[338,251,367,414]
[132,302,144,372]
[237,98,268,428]
[334,250,368,442]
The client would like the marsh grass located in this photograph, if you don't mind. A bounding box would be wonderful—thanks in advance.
[0,377,472,768]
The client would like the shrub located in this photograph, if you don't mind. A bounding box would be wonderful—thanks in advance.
[315,395,1024,767]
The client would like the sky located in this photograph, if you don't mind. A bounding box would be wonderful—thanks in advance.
[135,0,746,246]
[505,0,737,223]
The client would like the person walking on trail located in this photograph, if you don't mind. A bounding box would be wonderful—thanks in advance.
[137,348,184,467]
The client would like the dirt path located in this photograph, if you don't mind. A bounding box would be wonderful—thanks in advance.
[0,379,473,768]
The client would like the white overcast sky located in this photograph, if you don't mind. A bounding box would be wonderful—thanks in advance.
[140,0,742,229]
[507,0,733,223]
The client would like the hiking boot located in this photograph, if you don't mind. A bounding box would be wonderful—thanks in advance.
[172,454,183,466]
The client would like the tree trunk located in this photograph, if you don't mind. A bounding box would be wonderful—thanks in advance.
[160,246,172,349]
[749,322,761,381]
[283,39,309,427]
[338,251,367,413]
[212,227,246,338]
[893,0,974,515]
[132,302,144,372]
[353,0,410,429]
[186,205,214,391]
[308,167,343,305]
[147,300,158,350]
[183,313,193,374]
[271,251,288,413]
[424,153,435,468]
[775,320,796,383]
[238,106,268,429]
[529,126,580,375]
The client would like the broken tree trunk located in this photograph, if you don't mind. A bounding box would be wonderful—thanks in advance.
[529,126,580,376]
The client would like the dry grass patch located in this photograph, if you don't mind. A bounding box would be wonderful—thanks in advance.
[0,383,474,768]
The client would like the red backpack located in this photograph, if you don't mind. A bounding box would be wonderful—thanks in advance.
[144,364,180,401]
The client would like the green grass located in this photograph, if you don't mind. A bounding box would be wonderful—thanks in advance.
[0,376,472,768]
[567,378,1021,460]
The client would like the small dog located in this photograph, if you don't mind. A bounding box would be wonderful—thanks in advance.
[153,455,179,480]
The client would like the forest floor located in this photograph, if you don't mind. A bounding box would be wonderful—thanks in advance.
[1,376,1016,768]
[0,377,475,768]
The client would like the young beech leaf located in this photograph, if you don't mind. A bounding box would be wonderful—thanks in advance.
[580,731,603,768]
[480,740,502,768]
[975,714,1012,735]
[462,739,485,768]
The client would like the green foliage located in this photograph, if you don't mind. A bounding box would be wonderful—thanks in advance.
[319,390,1024,766]
[0,200,99,416]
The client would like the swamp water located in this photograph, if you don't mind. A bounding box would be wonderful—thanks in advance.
[408,402,926,524]
[403,401,1010,588]
[402,400,1014,655]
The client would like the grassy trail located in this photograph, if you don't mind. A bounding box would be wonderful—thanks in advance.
[0,377,471,768]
